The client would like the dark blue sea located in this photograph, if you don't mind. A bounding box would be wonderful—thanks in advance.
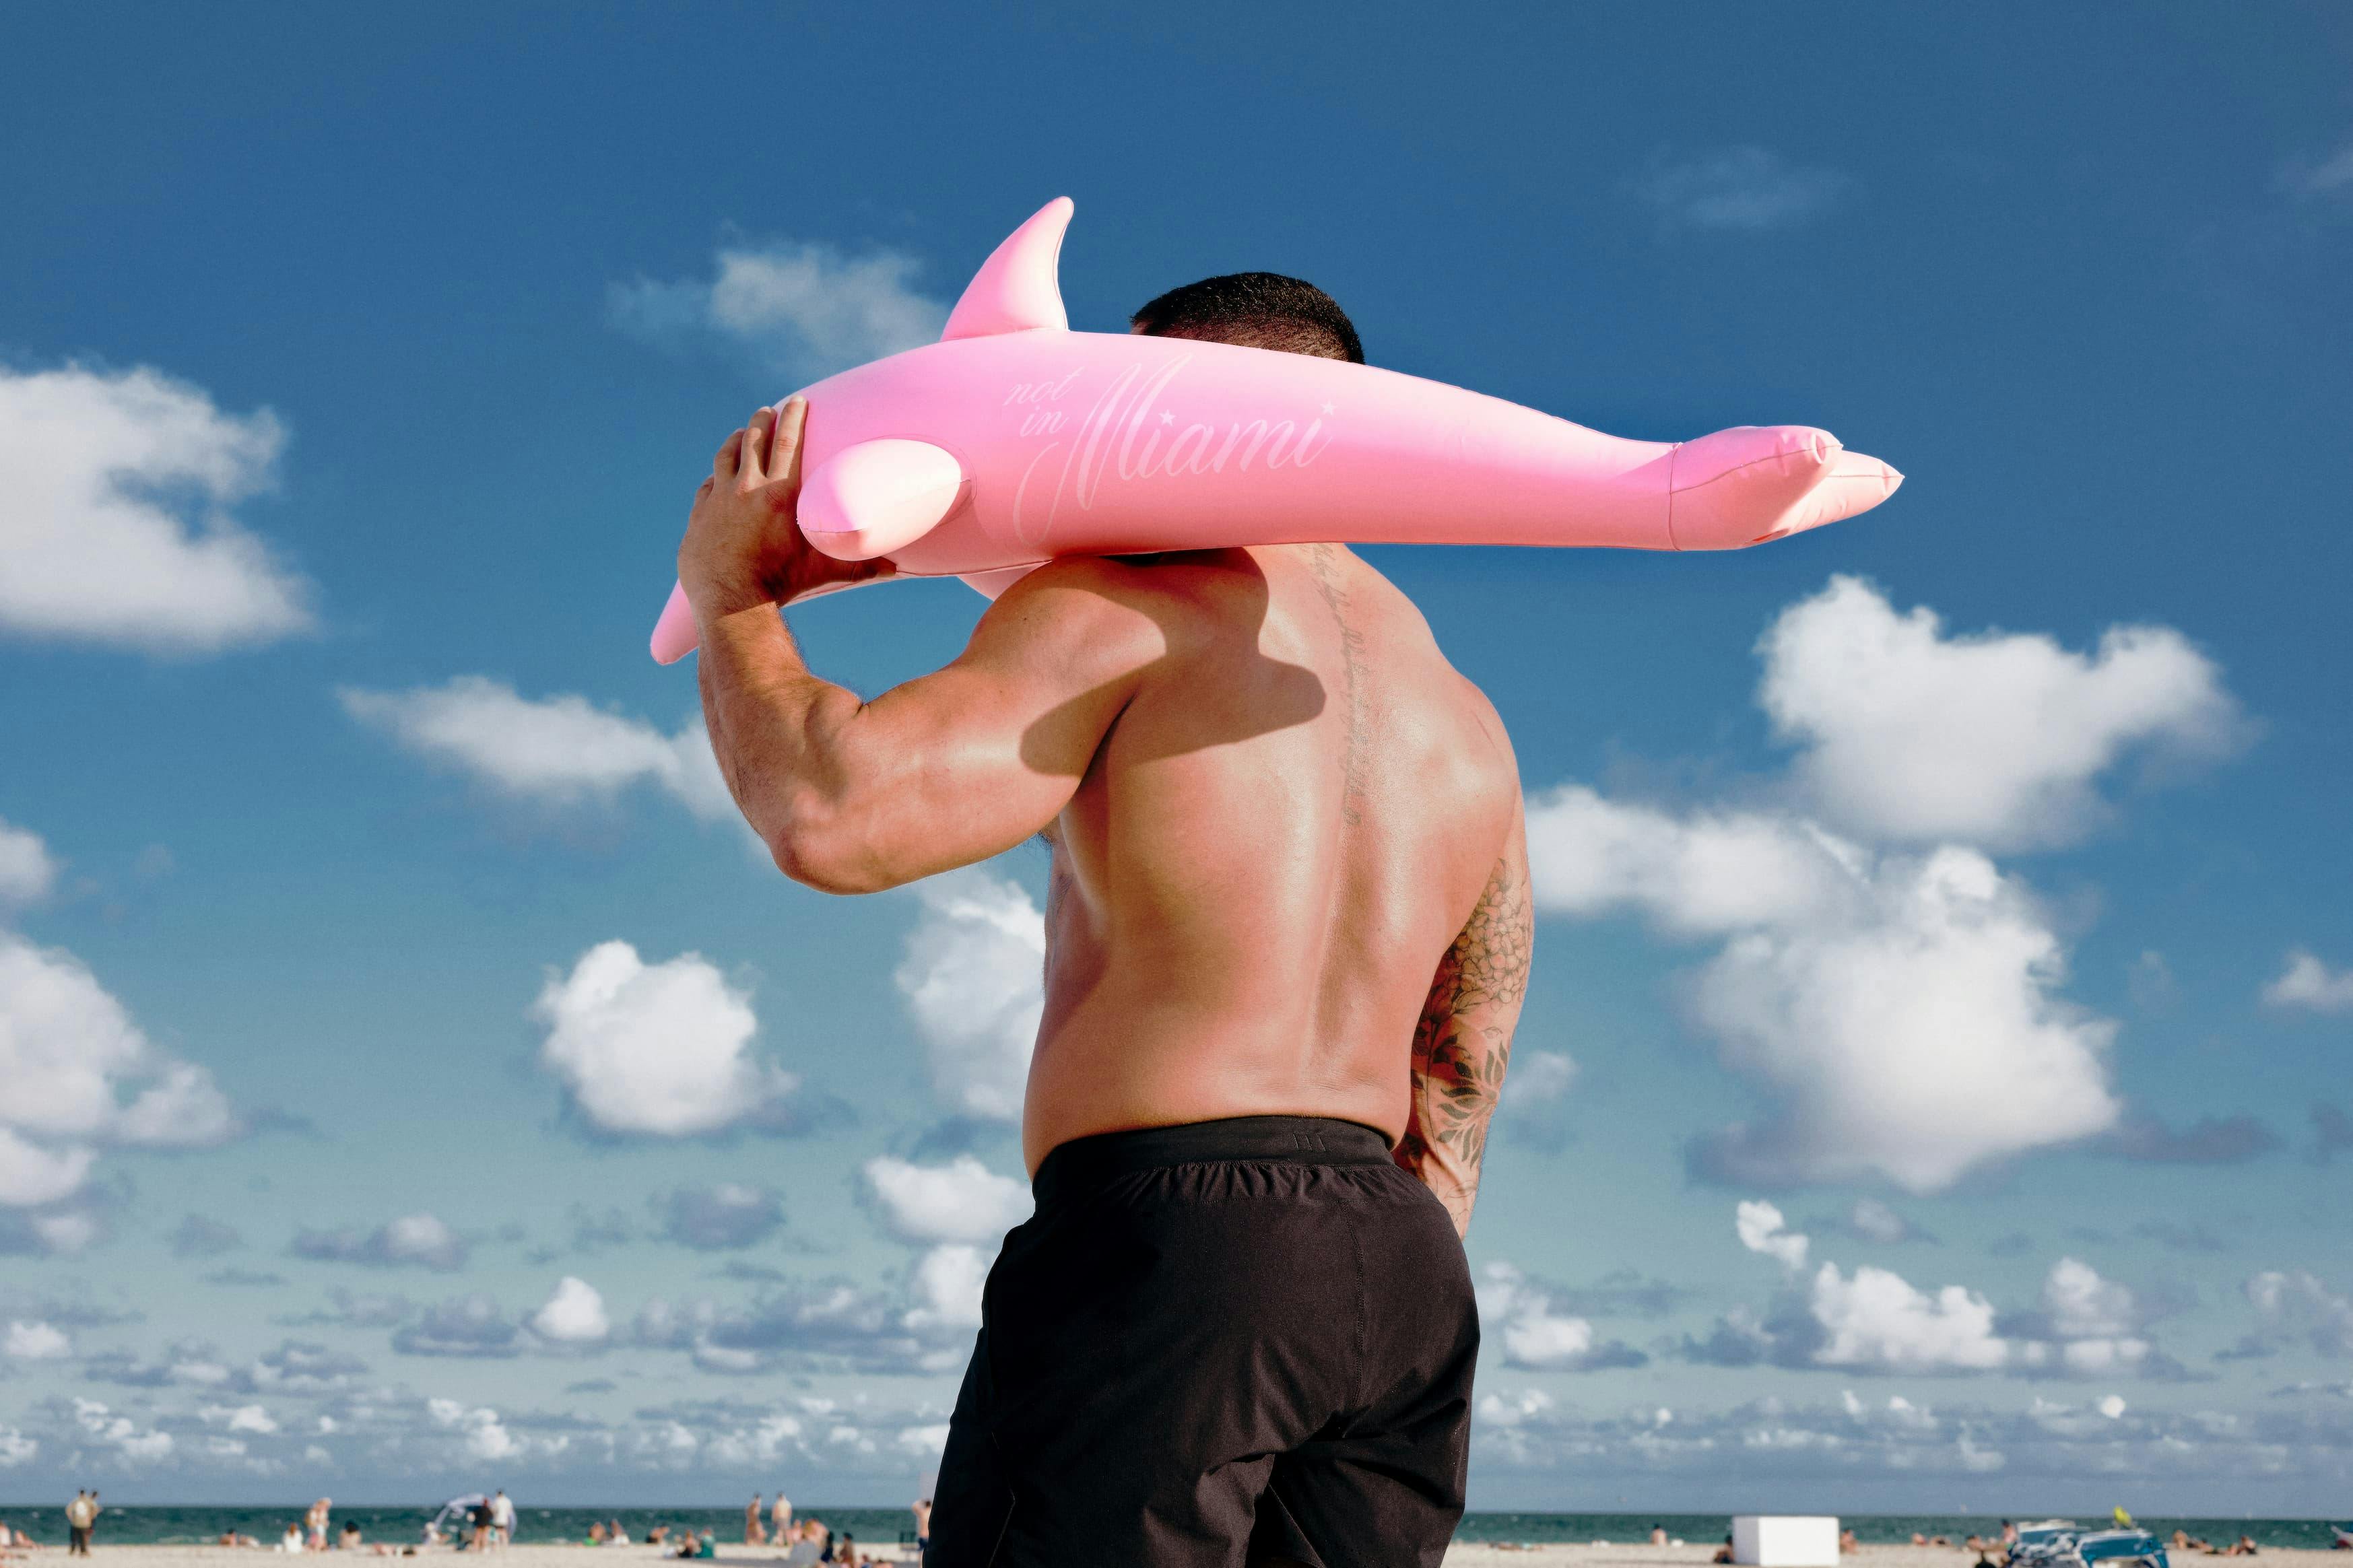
[0,1508,2342,1550]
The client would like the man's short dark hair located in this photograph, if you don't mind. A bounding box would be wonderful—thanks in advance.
[1130,272,1364,364]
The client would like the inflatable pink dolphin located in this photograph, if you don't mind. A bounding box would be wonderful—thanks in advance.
[650,197,1899,662]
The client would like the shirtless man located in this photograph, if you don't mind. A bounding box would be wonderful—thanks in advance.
[682,273,1530,1568]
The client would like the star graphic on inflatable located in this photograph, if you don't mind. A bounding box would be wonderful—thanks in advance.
[1159,411,1174,425]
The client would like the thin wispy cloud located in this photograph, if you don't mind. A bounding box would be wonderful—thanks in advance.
[1634,145,1852,233]
[2278,140,2353,200]
[0,819,59,908]
[341,677,733,821]
[2262,949,2353,1013]
[0,364,310,652]
[609,239,949,382]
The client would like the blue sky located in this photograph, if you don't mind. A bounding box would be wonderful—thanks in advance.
[3,0,2350,1513]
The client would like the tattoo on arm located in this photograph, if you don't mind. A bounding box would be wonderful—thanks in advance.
[1397,853,1533,1233]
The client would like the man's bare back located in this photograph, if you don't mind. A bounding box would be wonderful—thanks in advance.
[1028,542,1525,1183]
[682,401,1530,1229]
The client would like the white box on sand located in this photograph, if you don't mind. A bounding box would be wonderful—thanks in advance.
[1734,1515,1840,1567]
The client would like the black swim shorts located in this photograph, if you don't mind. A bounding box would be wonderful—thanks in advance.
[928,1116,1479,1567]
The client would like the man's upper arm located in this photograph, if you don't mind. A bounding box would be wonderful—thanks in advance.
[793,561,1166,888]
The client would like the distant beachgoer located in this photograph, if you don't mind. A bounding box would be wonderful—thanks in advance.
[1653,1526,1670,1547]
[64,1494,97,1558]
[490,1493,512,1550]
[1715,1536,1735,1564]
[469,1500,494,1553]
[279,1526,305,1554]
[341,1524,363,1550]
[910,1499,930,1564]
[771,1495,792,1540]
[308,1500,333,1553]
[670,1532,696,1561]
[1843,1530,1860,1555]
[2002,1524,2019,1547]
[746,1496,766,1546]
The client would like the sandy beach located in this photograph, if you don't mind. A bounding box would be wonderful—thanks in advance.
[29,1544,2344,1568]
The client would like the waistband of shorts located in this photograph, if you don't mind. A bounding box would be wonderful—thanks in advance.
[1031,1116,1396,1206]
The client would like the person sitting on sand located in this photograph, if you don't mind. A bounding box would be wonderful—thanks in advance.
[279,1526,305,1553]
[1653,1527,1670,1546]
[646,1527,669,1547]
[341,1524,363,1550]
[669,1532,696,1561]
[1716,1536,1736,1564]
[1843,1531,1860,1555]
[2222,1538,2259,1557]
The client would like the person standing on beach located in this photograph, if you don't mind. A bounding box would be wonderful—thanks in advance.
[490,1491,513,1550]
[743,1496,764,1546]
[683,273,1527,1567]
[63,1494,94,1557]
[768,1495,791,1542]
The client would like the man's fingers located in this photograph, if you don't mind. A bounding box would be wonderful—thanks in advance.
[740,406,776,489]
[713,425,743,481]
[772,397,808,492]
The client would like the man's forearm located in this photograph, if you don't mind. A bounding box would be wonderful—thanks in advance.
[1395,844,1533,1236]
[1395,1025,1504,1235]
[695,601,867,866]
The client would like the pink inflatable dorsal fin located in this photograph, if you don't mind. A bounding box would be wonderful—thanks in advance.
[941,197,1073,340]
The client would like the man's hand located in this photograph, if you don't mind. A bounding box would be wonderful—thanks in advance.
[676,399,894,623]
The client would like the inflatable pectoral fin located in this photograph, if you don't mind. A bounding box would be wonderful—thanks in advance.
[798,438,970,561]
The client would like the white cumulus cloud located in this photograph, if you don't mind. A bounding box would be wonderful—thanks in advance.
[902,1243,991,1336]
[531,1276,611,1344]
[1692,846,2121,1192]
[2245,1270,2353,1357]
[292,1212,469,1271]
[895,871,1045,1121]
[0,820,59,908]
[1476,1262,1644,1372]
[0,363,310,650]
[342,677,732,820]
[609,239,948,382]
[2262,949,2353,1013]
[1526,786,1861,936]
[1525,581,2239,1192]
[4,1320,70,1360]
[1759,576,2243,850]
[1737,1201,1811,1272]
[1809,1262,2008,1373]
[864,1155,1032,1247]
[0,931,238,1212]
[533,941,795,1137]
[1539,788,2122,1192]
